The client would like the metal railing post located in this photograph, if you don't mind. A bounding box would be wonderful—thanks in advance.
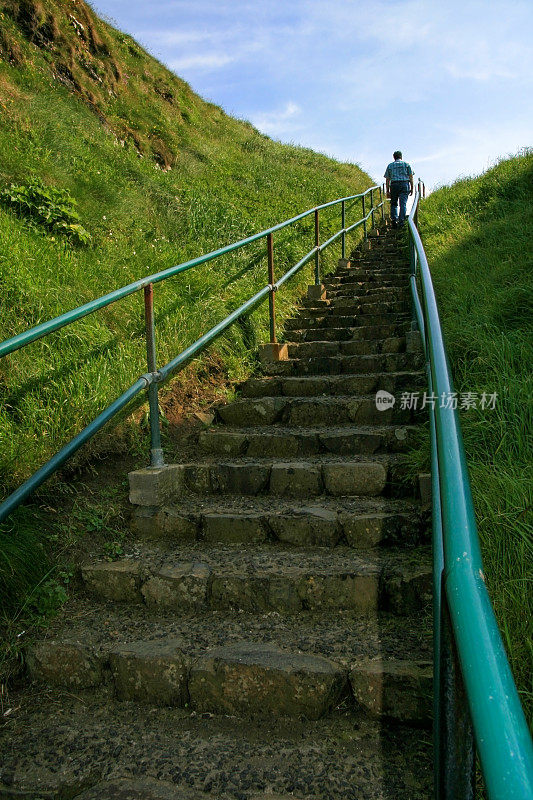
[370,188,375,229]
[439,601,476,799]
[341,200,346,259]
[362,194,367,240]
[379,186,384,221]
[143,284,164,468]
[314,208,320,284]
[267,232,276,343]
[408,226,418,331]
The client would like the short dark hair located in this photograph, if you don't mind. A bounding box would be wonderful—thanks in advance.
[393,151,402,160]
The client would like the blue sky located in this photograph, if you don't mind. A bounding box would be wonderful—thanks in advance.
[92,0,532,191]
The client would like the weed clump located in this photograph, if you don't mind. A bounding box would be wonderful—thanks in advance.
[0,178,91,245]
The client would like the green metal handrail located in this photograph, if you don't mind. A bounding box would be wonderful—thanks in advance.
[0,185,385,523]
[408,185,533,800]
[0,186,380,360]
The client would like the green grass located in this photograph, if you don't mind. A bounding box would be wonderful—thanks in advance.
[0,1,371,625]
[413,150,533,722]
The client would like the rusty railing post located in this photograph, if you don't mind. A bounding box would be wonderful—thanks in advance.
[379,185,384,221]
[370,188,375,229]
[267,232,276,343]
[362,194,367,240]
[314,208,320,284]
[144,284,164,468]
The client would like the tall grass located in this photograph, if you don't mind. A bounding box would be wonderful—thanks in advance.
[415,151,533,721]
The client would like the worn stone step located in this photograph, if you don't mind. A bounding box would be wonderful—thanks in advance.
[294,304,410,318]
[344,276,410,285]
[215,395,421,427]
[287,337,406,357]
[287,325,408,342]
[323,298,410,315]
[323,286,409,300]
[339,268,408,279]
[325,292,410,306]
[325,277,409,291]
[339,261,408,271]
[25,602,432,722]
[199,424,419,459]
[285,314,407,333]
[325,287,410,302]
[297,309,411,325]
[240,370,424,398]
[285,319,409,338]
[338,272,408,285]
[132,495,427,548]
[0,695,433,800]
[302,297,330,309]
[263,351,423,376]
[79,543,431,618]
[303,304,411,320]
[129,454,411,502]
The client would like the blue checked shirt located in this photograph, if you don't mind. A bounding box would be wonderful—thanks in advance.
[384,160,413,182]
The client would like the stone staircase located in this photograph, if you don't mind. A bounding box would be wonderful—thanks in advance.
[2,227,434,799]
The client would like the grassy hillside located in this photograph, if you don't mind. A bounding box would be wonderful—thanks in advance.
[0,0,371,502]
[414,151,533,721]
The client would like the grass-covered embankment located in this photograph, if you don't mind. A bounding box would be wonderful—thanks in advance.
[0,1,371,496]
[0,1,372,627]
[414,151,533,721]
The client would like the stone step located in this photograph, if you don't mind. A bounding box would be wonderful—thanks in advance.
[297,308,411,323]
[325,286,410,301]
[325,277,409,291]
[327,270,409,281]
[129,454,411,501]
[25,604,432,722]
[285,318,409,337]
[199,424,420,458]
[287,337,406,357]
[325,292,410,307]
[263,351,423,376]
[337,272,408,285]
[215,395,422,427]
[287,325,408,342]
[284,315,408,333]
[1,696,433,800]
[338,267,408,279]
[132,495,427,548]
[305,299,410,315]
[240,371,424,398]
[340,259,408,269]
[79,543,431,617]
[301,296,410,312]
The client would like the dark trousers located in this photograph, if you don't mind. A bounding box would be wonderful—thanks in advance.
[390,181,410,224]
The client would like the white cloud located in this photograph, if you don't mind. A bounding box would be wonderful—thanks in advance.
[168,53,235,72]
[250,101,302,137]
[445,41,531,81]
